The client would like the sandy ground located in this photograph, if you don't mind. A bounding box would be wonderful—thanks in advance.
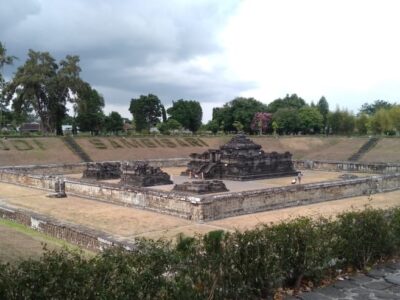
[68,168,371,193]
[1,173,399,241]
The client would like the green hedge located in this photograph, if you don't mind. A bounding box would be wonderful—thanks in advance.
[1,207,400,299]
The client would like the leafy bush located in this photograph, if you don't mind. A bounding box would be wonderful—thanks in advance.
[175,138,189,147]
[335,208,394,269]
[89,138,107,149]
[390,208,400,252]
[32,139,46,150]
[1,208,400,298]
[140,138,157,148]
[108,139,123,149]
[0,140,10,150]
[11,140,34,151]
[159,138,177,148]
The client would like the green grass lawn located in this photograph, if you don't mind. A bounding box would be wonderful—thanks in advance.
[0,219,93,264]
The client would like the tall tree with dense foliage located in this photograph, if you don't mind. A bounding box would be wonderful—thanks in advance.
[369,108,394,135]
[272,108,301,134]
[157,118,182,134]
[4,50,84,135]
[267,94,306,113]
[0,42,16,128]
[317,96,329,130]
[105,111,124,134]
[251,112,272,135]
[389,106,400,134]
[359,100,394,115]
[298,106,324,134]
[327,108,355,135]
[167,99,203,132]
[75,83,105,135]
[355,113,369,135]
[212,97,268,133]
[129,94,163,132]
[0,42,15,89]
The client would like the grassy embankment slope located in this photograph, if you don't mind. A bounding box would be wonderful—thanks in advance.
[1,136,400,166]
[0,219,92,264]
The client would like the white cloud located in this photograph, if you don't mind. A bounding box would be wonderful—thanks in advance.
[221,0,400,110]
[2,0,400,123]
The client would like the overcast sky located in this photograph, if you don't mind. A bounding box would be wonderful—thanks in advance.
[1,0,400,121]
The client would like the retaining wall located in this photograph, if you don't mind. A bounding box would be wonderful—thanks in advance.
[0,158,190,175]
[294,160,400,174]
[0,205,133,251]
[200,173,400,220]
[0,168,200,220]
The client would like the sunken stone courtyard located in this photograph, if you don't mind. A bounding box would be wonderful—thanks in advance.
[1,135,400,251]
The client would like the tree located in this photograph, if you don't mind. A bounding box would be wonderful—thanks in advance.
[369,109,393,135]
[267,94,306,113]
[272,108,301,134]
[355,113,369,135]
[389,106,400,134]
[327,109,355,135]
[129,94,163,132]
[317,96,329,130]
[157,118,182,135]
[161,105,167,123]
[205,119,219,134]
[4,50,84,135]
[298,106,323,134]
[75,83,105,135]
[167,99,203,132]
[105,111,124,134]
[212,97,268,133]
[359,100,394,116]
[0,42,16,128]
[232,120,244,132]
[272,121,278,136]
[250,112,272,135]
[0,42,16,86]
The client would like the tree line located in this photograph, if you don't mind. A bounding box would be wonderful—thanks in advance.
[1,43,399,136]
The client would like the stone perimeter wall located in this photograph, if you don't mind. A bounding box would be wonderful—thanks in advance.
[294,159,400,174]
[1,159,400,222]
[0,205,134,251]
[0,158,190,175]
[201,173,400,220]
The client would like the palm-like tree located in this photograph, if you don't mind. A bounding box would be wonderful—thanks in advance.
[0,42,16,128]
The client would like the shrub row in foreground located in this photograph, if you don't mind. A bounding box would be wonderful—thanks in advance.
[1,207,400,299]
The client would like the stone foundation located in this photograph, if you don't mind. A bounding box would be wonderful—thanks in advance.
[173,180,228,194]
[1,159,400,222]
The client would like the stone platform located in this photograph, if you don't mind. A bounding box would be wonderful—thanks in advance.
[172,180,228,194]
[184,134,299,181]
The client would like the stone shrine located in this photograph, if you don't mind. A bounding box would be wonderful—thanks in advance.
[183,134,298,180]
[82,162,121,180]
[173,180,228,194]
[47,177,67,198]
[119,161,173,187]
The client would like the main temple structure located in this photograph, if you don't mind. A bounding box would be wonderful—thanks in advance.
[184,134,298,181]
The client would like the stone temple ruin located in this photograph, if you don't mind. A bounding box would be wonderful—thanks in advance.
[82,161,173,187]
[184,134,299,180]
[173,180,228,194]
[120,161,173,187]
[82,162,121,180]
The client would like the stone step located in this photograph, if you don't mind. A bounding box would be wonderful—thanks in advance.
[62,136,92,162]
[348,137,380,161]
